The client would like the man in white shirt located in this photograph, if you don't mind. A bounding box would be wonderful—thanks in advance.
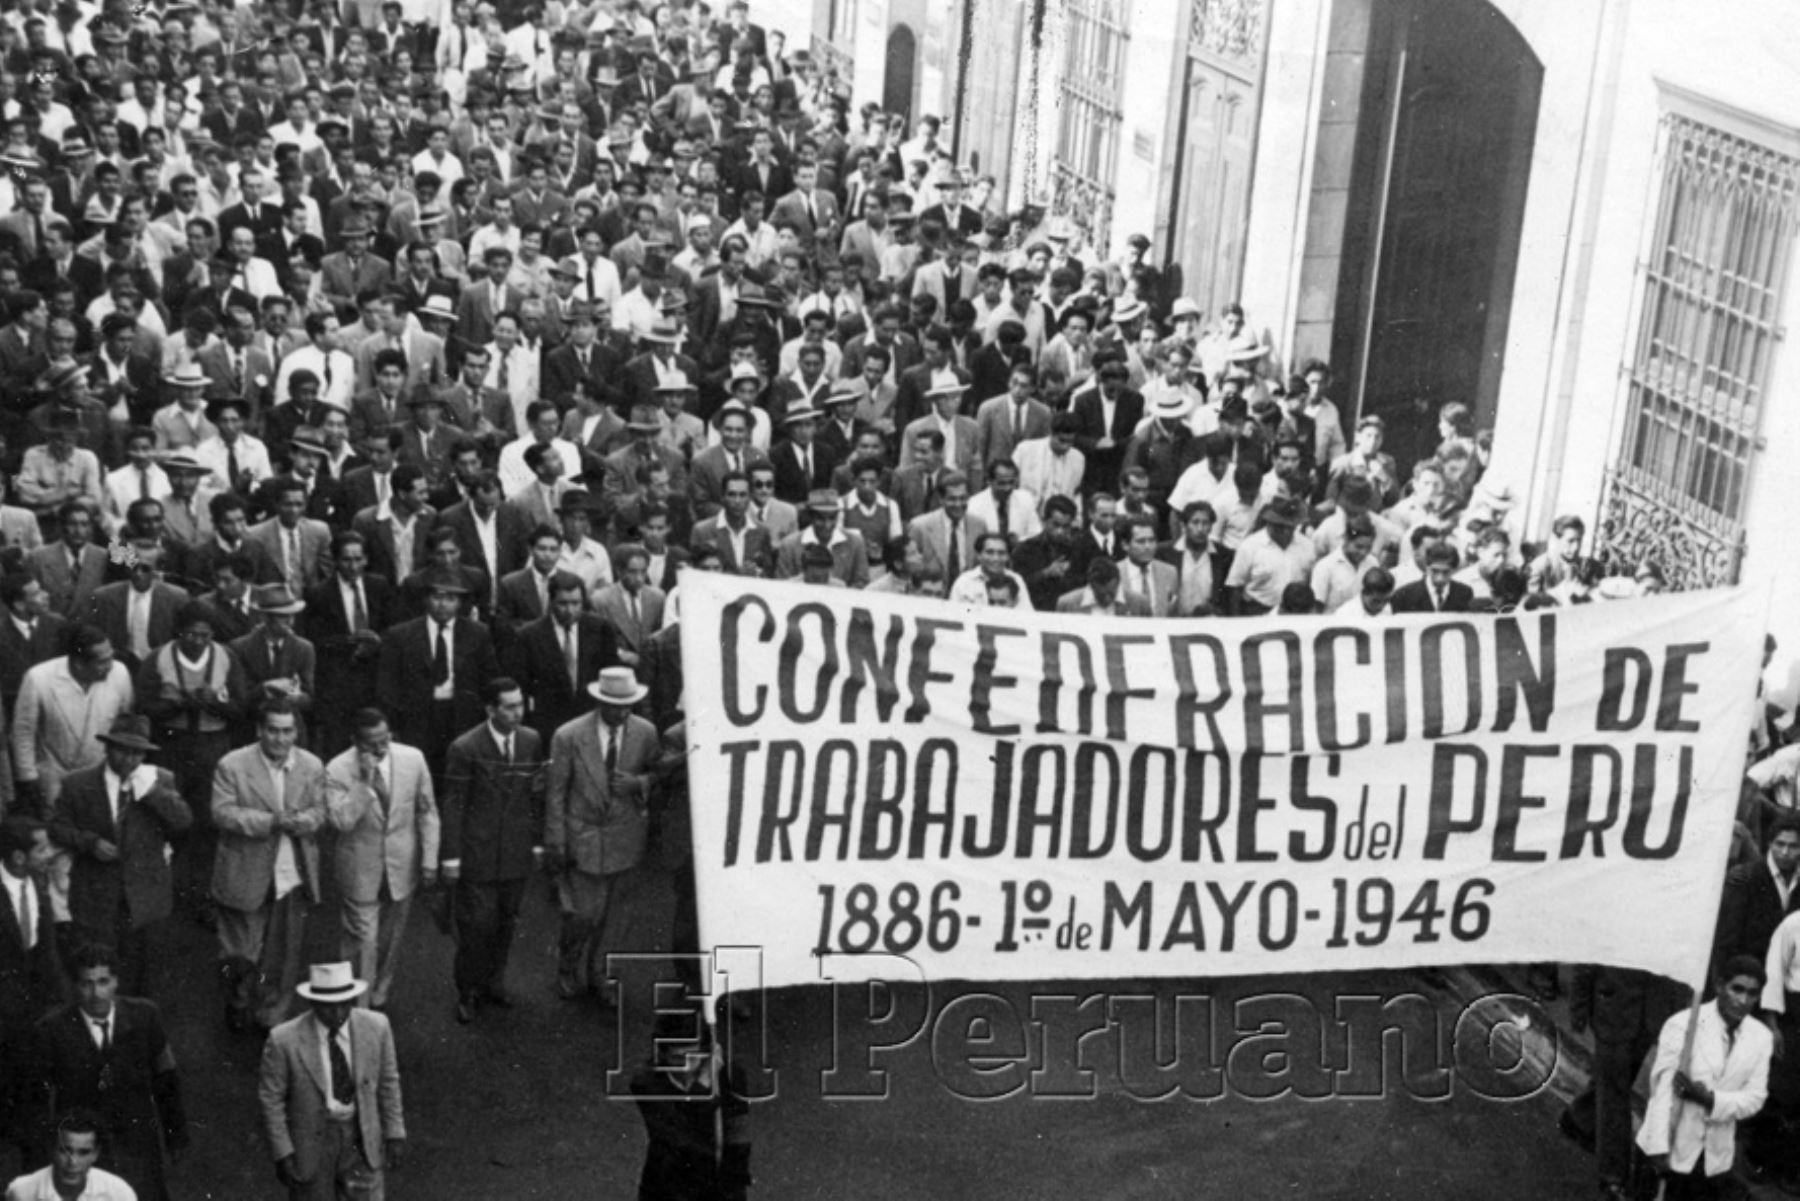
[4,1112,138,1201]
[947,533,1029,609]
[966,460,1041,546]
[273,311,355,413]
[191,399,272,496]
[1012,414,1086,517]
[498,402,581,497]
[103,427,171,536]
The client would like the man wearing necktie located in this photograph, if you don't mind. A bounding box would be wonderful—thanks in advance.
[377,569,499,789]
[22,942,191,1201]
[545,666,657,1004]
[50,715,191,1000]
[0,818,61,1074]
[440,678,544,1024]
[324,708,439,1012]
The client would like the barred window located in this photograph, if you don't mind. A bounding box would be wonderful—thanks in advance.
[1053,0,1129,252]
[1619,97,1799,523]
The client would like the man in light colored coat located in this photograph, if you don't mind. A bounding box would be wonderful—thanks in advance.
[210,700,325,1032]
[259,961,406,1200]
[544,668,659,1003]
[325,709,439,1011]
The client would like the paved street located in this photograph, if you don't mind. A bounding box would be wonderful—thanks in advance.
[54,847,1607,1199]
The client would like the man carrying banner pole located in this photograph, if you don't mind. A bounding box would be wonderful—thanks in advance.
[1638,955,1771,1199]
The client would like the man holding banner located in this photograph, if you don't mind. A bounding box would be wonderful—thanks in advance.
[1638,956,1772,1198]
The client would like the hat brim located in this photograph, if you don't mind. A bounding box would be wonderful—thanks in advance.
[98,732,159,752]
[256,601,306,615]
[296,978,369,1001]
[587,682,648,704]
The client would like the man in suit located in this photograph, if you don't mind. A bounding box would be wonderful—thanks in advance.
[351,465,437,586]
[774,492,871,587]
[1116,515,1180,617]
[544,666,657,1003]
[0,575,67,723]
[975,363,1055,468]
[302,531,394,759]
[769,403,840,505]
[245,480,333,593]
[544,303,623,404]
[0,817,63,1127]
[508,573,619,745]
[259,961,406,1198]
[324,709,438,1012]
[376,569,499,774]
[436,472,530,608]
[1389,543,1475,614]
[47,717,190,999]
[197,307,277,418]
[1714,813,1800,975]
[23,944,189,1201]
[318,224,393,314]
[899,380,984,490]
[229,586,318,732]
[27,503,107,619]
[454,247,526,351]
[210,699,325,1032]
[688,472,772,578]
[492,526,565,651]
[912,239,980,316]
[686,402,771,520]
[907,472,985,582]
[769,162,840,255]
[440,677,544,1023]
[84,544,190,674]
[593,548,666,669]
[1071,360,1145,498]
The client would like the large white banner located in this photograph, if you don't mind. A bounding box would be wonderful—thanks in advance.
[680,575,1767,992]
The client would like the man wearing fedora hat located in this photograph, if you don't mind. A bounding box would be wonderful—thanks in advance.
[545,665,659,1003]
[773,489,870,588]
[230,583,317,723]
[768,400,839,505]
[377,566,499,772]
[621,316,702,414]
[48,716,190,998]
[259,960,406,1199]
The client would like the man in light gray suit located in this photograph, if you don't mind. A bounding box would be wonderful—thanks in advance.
[27,502,108,619]
[974,362,1055,468]
[211,699,325,1032]
[543,667,659,1002]
[906,471,987,581]
[324,708,438,1011]
[593,548,665,667]
[259,961,406,1200]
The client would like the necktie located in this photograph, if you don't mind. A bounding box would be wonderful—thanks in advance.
[946,524,959,578]
[350,584,368,633]
[805,193,816,229]
[628,591,639,631]
[230,353,243,393]
[1140,565,1153,611]
[371,763,389,819]
[800,447,811,481]
[997,502,1009,541]
[432,621,449,684]
[286,529,300,585]
[95,1016,111,1054]
[502,735,512,764]
[330,1031,355,1107]
[563,624,578,691]
[31,213,43,254]
[1014,403,1025,439]
[116,778,133,824]
[728,452,740,475]
[605,724,618,773]
[138,468,151,500]
[1434,586,1446,611]
[322,358,333,393]
[16,879,32,951]
[227,444,243,491]
[585,260,597,299]
[498,353,510,394]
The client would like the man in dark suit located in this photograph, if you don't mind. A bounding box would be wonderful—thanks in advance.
[0,575,67,723]
[506,572,619,744]
[1715,813,1800,974]
[436,473,530,608]
[439,677,544,1023]
[27,503,107,619]
[47,716,190,999]
[688,472,773,578]
[0,816,63,1140]
[1012,495,1095,612]
[350,464,437,585]
[301,530,395,759]
[620,322,703,414]
[23,943,189,1200]
[376,568,499,774]
[1388,544,1476,614]
[769,403,840,505]
[1071,361,1145,499]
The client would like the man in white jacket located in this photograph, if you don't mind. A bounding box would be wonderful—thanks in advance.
[1638,955,1772,1197]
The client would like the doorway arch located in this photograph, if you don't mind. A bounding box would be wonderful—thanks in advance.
[884,24,918,121]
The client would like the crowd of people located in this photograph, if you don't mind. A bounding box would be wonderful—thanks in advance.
[0,0,1781,1197]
